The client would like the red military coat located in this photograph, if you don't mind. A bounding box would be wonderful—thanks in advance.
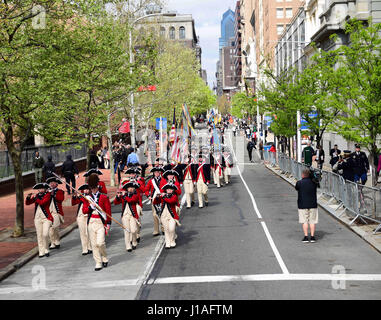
[50,188,65,217]
[159,193,180,220]
[25,192,54,222]
[114,192,140,219]
[82,192,112,226]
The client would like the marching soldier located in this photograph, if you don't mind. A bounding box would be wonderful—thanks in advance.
[71,184,92,256]
[82,173,112,271]
[222,147,234,185]
[182,155,197,209]
[25,183,53,258]
[46,177,65,250]
[114,181,141,252]
[161,170,182,196]
[158,182,181,249]
[145,167,165,236]
[213,150,224,188]
[196,153,211,208]
[84,169,107,194]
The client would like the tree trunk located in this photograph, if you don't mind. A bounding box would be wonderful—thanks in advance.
[370,143,378,187]
[10,149,24,237]
[86,135,92,170]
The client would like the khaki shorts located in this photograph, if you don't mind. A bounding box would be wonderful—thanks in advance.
[298,208,318,224]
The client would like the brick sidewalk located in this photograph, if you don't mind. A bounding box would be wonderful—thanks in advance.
[0,168,120,272]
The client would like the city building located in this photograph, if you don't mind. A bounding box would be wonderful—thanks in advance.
[216,9,237,97]
[139,12,203,75]
[234,1,243,89]
[219,9,236,48]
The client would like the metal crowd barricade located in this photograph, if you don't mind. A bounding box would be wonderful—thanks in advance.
[273,152,381,234]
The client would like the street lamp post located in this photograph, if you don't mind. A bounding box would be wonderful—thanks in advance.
[129,12,176,149]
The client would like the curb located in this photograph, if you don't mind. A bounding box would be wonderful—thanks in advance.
[264,163,381,254]
[0,221,78,283]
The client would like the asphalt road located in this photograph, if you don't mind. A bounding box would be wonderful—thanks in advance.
[137,130,381,300]
[1,128,381,300]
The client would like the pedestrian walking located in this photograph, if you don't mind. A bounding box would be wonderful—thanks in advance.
[247,140,255,162]
[33,151,45,184]
[82,173,112,271]
[89,150,98,169]
[46,176,65,250]
[71,184,92,256]
[315,145,325,170]
[43,155,55,180]
[25,183,53,258]
[329,145,341,168]
[351,144,369,185]
[302,142,315,167]
[61,155,79,195]
[295,169,319,243]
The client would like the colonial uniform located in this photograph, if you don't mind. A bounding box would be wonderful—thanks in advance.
[196,155,211,208]
[25,183,53,257]
[71,184,92,255]
[159,184,180,249]
[82,191,112,271]
[114,181,141,252]
[222,149,234,184]
[213,151,224,188]
[182,160,197,208]
[46,177,65,249]
[145,167,164,236]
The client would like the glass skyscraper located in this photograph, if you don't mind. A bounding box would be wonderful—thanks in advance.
[219,9,235,49]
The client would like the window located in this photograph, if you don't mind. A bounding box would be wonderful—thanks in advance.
[169,27,175,39]
[179,26,185,39]
[160,27,165,37]
[276,8,284,18]
[277,24,284,35]
[286,8,293,18]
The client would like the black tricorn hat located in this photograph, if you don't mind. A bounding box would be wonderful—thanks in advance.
[83,169,103,177]
[125,167,140,174]
[162,183,178,191]
[33,183,50,190]
[163,170,179,179]
[46,177,62,184]
[78,184,89,191]
[121,180,140,190]
[151,167,164,173]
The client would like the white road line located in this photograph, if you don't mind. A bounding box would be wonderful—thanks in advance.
[136,193,187,291]
[227,131,290,275]
[151,273,381,284]
[2,273,381,294]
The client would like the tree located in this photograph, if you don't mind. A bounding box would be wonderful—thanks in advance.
[331,19,381,185]
[0,0,95,237]
[231,92,256,119]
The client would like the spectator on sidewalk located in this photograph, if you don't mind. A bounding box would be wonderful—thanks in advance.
[377,153,381,183]
[329,145,341,168]
[33,151,45,184]
[127,148,140,167]
[351,144,369,185]
[43,155,55,179]
[295,169,318,243]
[269,143,276,167]
[336,150,355,182]
[259,140,264,160]
[89,150,98,169]
[315,145,325,170]
[302,142,315,167]
[247,140,255,163]
[61,155,79,195]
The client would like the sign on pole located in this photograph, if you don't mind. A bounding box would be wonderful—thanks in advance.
[156,117,167,130]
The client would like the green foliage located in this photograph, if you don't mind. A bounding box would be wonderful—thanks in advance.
[231,92,256,118]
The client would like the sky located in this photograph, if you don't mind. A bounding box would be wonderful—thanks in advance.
[164,0,237,91]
